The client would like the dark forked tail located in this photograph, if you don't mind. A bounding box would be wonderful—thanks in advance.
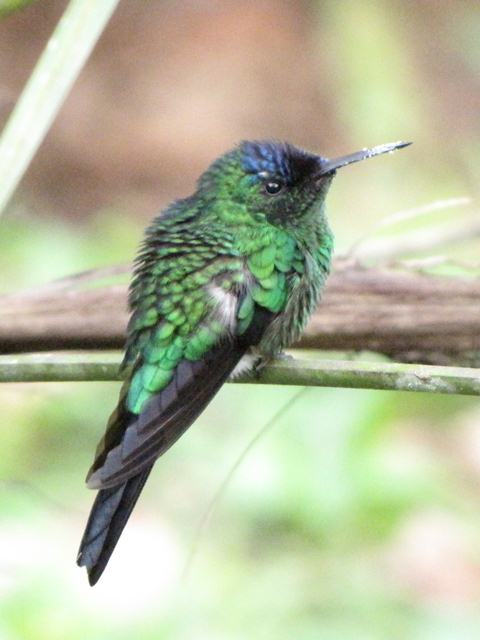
[77,464,153,586]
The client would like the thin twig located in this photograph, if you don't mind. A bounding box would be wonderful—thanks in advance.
[351,216,480,265]
[0,351,479,396]
[394,255,480,274]
[182,387,310,581]
[343,197,474,262]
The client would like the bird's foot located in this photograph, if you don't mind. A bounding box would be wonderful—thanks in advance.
[274,351,294,362]
[252,351,293,378]
[252,357,267,378]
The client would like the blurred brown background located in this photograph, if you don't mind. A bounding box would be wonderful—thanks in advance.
[1,0,478,222]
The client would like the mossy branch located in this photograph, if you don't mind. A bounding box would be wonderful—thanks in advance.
[1,351,479,396]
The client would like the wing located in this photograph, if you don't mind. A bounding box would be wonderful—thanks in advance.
[87,339,247,489]
[86,215,276,490]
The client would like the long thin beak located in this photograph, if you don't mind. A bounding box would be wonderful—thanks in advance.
[317,141,412,176]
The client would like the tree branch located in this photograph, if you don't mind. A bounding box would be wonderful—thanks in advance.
[1,351,479,396]
[1,262,479,364]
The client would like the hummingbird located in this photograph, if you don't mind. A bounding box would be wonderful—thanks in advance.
[77,139,410,584]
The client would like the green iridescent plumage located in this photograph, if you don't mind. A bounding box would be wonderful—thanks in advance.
[119,149,334,419]
[77,138,409,585]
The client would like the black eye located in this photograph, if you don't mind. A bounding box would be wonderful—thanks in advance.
[264,180,284,195]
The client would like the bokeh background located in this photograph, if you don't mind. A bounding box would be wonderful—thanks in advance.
[0,1,479,638]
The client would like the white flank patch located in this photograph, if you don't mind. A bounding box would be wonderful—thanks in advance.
[207,284,237,330]
[229,353,259,379]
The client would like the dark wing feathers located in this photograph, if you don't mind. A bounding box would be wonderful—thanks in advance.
[77,339,248,585]
[86,340,246,489]
[87,292,274,491]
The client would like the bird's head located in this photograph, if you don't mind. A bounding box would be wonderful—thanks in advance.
[197,139,410,228]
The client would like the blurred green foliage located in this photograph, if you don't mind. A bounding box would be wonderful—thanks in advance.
[0,1,479,639]
[0,0,37,19]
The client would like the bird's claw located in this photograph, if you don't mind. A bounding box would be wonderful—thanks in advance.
[252,352,293,377]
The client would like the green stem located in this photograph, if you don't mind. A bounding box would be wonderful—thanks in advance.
[0,0,120,215]
[1,352,479,396]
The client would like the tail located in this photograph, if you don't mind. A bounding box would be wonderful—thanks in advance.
[77,464,153,585]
